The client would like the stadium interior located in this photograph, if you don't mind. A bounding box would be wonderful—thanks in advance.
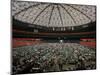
[12,1,96,74]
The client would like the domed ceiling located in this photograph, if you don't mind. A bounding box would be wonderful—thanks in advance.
[12,1,96,27]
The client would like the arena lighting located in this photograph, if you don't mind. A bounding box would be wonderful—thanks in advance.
[72,27,74,30]
[59,40,64,43]
[63,27,66,31]
[35,39,41,40]
[53,27,55,31]
[82,25,88,28]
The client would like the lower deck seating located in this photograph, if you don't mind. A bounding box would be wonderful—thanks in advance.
[12,43,96,74]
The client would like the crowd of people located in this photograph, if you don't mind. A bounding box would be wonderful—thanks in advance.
[12,43,96,74]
